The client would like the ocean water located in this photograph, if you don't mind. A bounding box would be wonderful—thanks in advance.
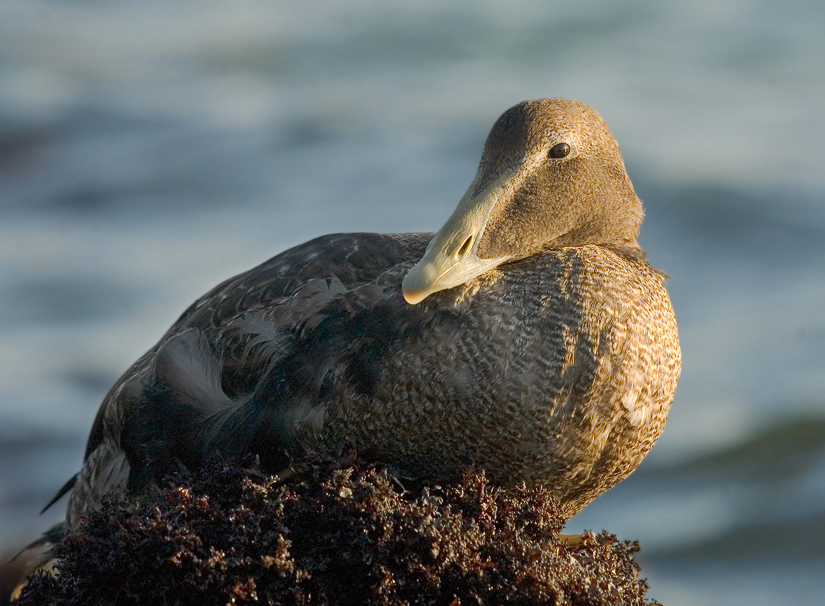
[1,1,824,603]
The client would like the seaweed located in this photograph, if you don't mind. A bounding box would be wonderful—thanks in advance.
[15,455,656,605]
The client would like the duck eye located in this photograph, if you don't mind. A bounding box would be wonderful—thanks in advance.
[548,143,570,159]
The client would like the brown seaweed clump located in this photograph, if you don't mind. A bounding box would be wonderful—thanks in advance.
[15,456,656,605]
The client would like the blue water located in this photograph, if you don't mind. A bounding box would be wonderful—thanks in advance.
[2,1,824,603]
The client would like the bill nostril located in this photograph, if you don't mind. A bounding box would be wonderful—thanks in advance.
[457,235,473,258]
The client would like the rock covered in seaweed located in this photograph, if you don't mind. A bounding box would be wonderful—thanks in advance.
[16,456,657,605]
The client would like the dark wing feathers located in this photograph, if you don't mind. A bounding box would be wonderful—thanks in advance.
[207,278,409,466]
[80,233,430,494]
[116,329,239,488]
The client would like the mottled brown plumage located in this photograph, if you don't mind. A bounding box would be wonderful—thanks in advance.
[57,98,679,532]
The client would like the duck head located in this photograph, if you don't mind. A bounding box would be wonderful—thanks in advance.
[402,98,644,304]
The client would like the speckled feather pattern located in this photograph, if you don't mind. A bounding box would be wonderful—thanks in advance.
[70,232,679,523]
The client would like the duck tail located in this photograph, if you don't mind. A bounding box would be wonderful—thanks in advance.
[7,522,67,601]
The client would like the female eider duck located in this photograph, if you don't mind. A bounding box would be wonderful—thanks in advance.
[61,97,680,530]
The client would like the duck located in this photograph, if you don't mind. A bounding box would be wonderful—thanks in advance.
[57,97,680,532]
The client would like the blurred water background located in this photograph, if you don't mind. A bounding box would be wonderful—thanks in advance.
[1,1,824,603]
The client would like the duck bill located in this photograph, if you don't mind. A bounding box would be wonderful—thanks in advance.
[402,171,515,304]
